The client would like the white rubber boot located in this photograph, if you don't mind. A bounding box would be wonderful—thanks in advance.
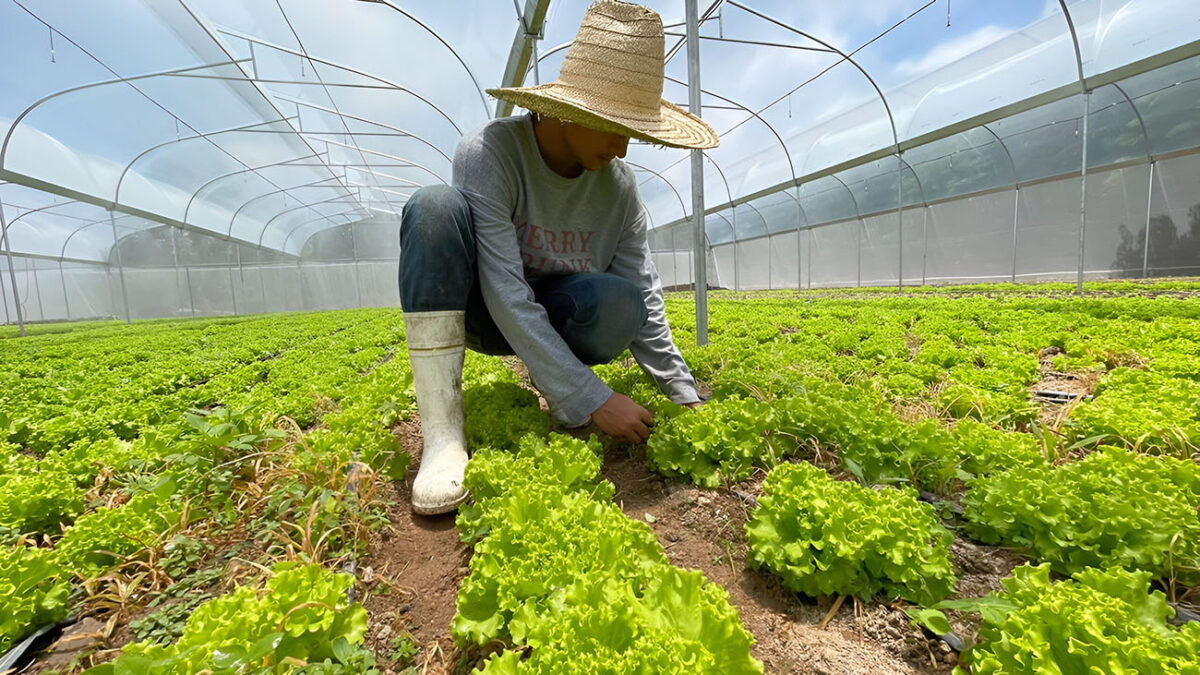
[404,310,469,515]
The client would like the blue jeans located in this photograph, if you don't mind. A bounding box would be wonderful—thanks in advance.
[399,185,648,366]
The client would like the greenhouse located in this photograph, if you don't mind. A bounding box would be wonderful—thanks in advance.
[2,0,1199,673]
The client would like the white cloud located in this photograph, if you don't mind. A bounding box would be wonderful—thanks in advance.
[892,24,1010,79]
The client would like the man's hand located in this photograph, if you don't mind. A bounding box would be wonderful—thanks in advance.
[684,400,704,409]
[592,392,653,444]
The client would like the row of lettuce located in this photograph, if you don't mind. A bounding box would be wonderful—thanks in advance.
[1,309,414,669]
[586,291,1200,672]
[6,283,1200,671]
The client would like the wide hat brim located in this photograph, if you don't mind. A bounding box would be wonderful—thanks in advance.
[487,83,719,150]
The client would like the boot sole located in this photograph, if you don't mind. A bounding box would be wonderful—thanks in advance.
[412,490,470,516]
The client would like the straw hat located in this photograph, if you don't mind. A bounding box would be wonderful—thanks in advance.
[487,0,719,149]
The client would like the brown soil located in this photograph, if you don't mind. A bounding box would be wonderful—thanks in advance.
[359,417,471,675]
[600,444,952,674]
[355,360,1024,674]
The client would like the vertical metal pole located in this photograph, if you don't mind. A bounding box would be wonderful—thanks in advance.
[60,261,71,321]
[1,258,9,325]
[185,265,195,316]
[685,0,707,345]
[796,194,803,292]
[230,245,241,315]
[1011,187,1020,283]
[31,262,44,322]
[921,206,929,286]
[856,220,862,287]
[109,210,132,324]
[350,223,362,308]
[806,227,813,289]
[0,200,25,336]
[259,260,268,314]
[897,155,904,292]
[733,239,740,291]
[1076,92,1090,293]
[1142,161,1155,278]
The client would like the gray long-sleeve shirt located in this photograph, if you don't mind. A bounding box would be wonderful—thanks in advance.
[451,114,698,425]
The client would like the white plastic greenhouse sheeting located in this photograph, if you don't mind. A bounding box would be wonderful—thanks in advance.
[653,149,1200,290]
[2,0,1199,324]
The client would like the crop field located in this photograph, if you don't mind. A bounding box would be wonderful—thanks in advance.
[2,279,1199,673]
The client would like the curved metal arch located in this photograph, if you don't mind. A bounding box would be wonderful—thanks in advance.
[0,59,247,174]
[0,37,350,255]
[893,153,928,211]
[662,74,800,194]
[273,0,387,206]
[1055,0,1088,293]
[700,152,736,237]
[229,176,348,240]
[802,171,863,227]
[281,208,391,257]
[61,216,128,262]
[183,152,324,224]
[734,199,769,238]
[212,27,465,137]
[280,96,455,166]
[726,2,899,153]
[1104,82,1154,164]
[355,0,491,117]
[707,210,736,244]
[288,206,408,259]
[279,212,360,256]
[0,199,114,262]
[1057,1,1088,91]
[976,123,1020,187]
[624,161,689,223]
[113,117,298,207]
[64,215,156,264]
[659,72,810,235]
[259,194,366,250]
[313,137,447,185]
[172,0,362,206]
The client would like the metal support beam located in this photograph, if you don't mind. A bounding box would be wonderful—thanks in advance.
[1076,91,1090,293]
[60,261,70,321]
[497,0,552,118]
[897,153,904,291]
[109,210,132,324]
[0,199,25,335]
[1142,161,1155,278]
[1011,187,1020,283]
[686,0,707,346]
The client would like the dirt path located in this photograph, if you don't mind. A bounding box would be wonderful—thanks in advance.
[600,444,948,674]
[360,408,993,673]
[360,418,470,674]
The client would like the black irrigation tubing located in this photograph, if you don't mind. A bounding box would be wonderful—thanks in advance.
[0,622,67,673]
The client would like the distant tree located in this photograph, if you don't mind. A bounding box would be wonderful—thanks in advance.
[1112,202,1200,277]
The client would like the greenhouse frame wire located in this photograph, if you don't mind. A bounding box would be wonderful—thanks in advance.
[2,0,1199,336]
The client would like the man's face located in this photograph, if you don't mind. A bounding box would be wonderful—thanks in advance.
[562,122,630,172]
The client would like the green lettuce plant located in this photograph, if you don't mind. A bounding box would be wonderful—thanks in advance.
[962,446,1200,581]
[960,564,1200,673]
[0,545,70,653]
[646,397,777,487]
[54,491,181,574]
[478,568,761,674]
[89,563,374,674]
[745,462,956,606]
[454,433,760,672]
